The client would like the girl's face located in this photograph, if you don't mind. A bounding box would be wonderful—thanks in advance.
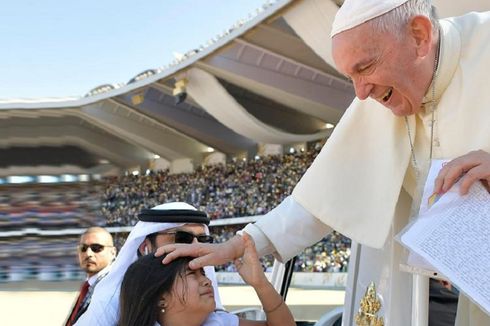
[164,267,216,315]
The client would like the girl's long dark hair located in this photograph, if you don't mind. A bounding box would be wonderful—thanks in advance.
[118,254,191,326]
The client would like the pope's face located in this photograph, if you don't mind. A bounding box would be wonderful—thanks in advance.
[332,22,429,116]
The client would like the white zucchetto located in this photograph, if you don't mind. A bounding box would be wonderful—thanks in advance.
[331,0,410,37]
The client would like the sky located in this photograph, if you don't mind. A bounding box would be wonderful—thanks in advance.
[0,0,267,99]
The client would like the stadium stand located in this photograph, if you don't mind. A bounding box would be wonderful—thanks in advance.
[101,148,321,225]
[0,146,350,281]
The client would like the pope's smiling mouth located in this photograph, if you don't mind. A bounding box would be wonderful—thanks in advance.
[382,88,393,102]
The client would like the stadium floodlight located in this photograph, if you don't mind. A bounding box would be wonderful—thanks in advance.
[38,175,58,183]
[61,174,77,183]
[79,174,90,182]
[207,147,215,153]
[325,123,335,129]
[153,154,160,159]
[7,176,34,184]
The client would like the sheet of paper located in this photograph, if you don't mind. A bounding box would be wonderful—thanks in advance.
[400,165,490,315]
[403,160,448,277]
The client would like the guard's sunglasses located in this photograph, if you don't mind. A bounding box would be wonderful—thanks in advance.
[78,243,113,253]
[158,230,214,244]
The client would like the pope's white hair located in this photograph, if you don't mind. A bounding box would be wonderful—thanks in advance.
[368,0,439,39]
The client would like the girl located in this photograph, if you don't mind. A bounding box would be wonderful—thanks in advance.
[118,234,295,326]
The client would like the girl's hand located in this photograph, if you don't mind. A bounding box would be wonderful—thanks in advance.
[234,233,268,288]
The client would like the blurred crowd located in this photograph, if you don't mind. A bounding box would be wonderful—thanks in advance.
[0,184,104,282]
[101,149,319,226]
[0,235,83,282]
[99,146,351,273]
[1,146,353,280]
[293,231,350,273]
[0,184,103,230]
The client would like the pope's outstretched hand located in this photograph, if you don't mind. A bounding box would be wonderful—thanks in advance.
[156,234,246,269]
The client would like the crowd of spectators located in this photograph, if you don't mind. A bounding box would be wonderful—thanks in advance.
[0,184,103,230]
[293,231,350,273]
[101,148,321,226]
[100,145,351,273]
[0,234,87,282]
[0,183,104,282]
[0,144,351,280]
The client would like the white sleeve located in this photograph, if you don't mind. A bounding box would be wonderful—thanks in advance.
[243,195,332,262]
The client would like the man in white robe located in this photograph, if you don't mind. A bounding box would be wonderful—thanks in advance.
[75,202,238,326]
[159,1,490,325]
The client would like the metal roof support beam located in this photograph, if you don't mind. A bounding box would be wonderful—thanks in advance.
[0,124,144,168]
[80,101,206,162]
[117,91,256,154]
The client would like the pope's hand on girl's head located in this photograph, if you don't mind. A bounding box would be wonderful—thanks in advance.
[158,236,246,270]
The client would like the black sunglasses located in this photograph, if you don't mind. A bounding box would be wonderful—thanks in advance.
[158,230,214,244]
[78,243,112,253]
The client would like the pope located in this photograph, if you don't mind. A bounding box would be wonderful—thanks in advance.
[159,1,490,325]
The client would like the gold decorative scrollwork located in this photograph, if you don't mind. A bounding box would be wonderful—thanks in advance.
[355,282,384,326]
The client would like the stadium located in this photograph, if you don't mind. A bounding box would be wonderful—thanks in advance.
[1,1,489,325]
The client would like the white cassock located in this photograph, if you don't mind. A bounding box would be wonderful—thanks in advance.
[244,11,490,326]
[75,220,238,326]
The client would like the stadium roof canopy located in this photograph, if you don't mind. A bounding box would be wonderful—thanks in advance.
[0,0,488,176]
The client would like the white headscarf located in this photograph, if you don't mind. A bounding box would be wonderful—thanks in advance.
[75,202,238,326]
[331,0,410,36]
